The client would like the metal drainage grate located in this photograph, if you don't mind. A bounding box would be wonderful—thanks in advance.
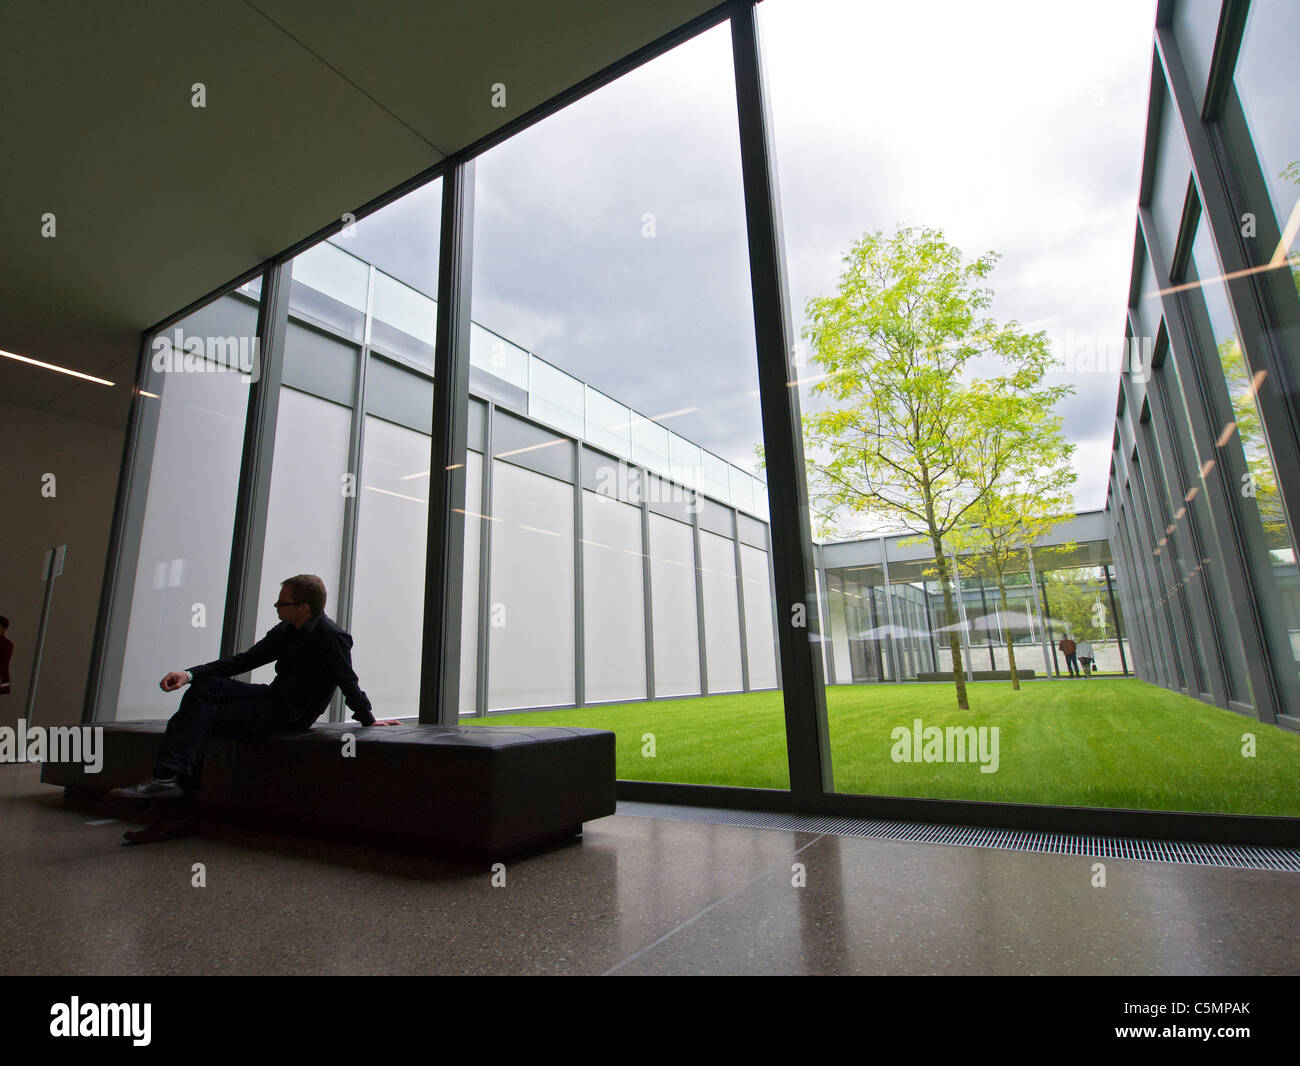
[614,801,1300,872]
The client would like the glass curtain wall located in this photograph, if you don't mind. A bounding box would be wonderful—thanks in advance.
[460,21,788,788]
[103,0,1300,821]
[255,179,445,716]
[1186,222,1300,681]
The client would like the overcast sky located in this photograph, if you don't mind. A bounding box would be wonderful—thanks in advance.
[378,0,1159,533]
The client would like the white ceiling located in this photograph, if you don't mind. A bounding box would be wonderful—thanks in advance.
[0,0,721,427]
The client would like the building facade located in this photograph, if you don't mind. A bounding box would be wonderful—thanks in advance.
[1104,0,1300,731]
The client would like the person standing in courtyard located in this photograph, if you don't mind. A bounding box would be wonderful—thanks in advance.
[1058,634,1078,678]
[108,574,399,844]
[1077,638,1095,677]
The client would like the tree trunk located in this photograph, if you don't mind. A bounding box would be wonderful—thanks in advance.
[930,543,969,710]
[998,580,1020,691]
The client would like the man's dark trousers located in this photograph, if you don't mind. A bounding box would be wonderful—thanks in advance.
[1065,652,1079,677]
[154,677,306,796]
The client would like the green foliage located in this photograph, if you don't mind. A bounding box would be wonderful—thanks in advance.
[800,225,1077,702]
[800,224,1073,543]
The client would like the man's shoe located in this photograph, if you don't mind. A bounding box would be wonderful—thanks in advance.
[106,776,185,803]
[122,815,198,846]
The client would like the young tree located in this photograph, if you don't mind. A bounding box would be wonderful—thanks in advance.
[801,226,1063,709]
[944,379,1077,690]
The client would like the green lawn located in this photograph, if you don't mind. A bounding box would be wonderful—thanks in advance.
[466,678,1300,816]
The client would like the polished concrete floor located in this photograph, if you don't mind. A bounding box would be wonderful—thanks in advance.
[3,762,1298,975]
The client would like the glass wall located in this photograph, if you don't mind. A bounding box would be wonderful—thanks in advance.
[101,1,1300,820]
[460,19,788,788]
[116,292,259,718]
[1234,2,1300,260]
[1188,220,1300,682]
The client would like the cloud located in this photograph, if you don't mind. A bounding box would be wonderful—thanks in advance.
[467,0,1156,528]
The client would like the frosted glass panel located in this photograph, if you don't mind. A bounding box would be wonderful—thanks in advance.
[118,297,254,719]
[293,241,368,311]
[729,467,756,515]
[372,270,437,349]
[583,491,646,702]
[632,417,671,477]
[827,584,852,683]
[741,543,778,689]
[649,513,700,697]
[350,416,430,719]
[702,452,731,502]
[585,387,632,459]
[669,433,702,490]
[529,355,585,437]
[460,450,483,714]
[470,323,529,389]
[252,389,352,685]
[700,530,744,693]
[488,462,575,709]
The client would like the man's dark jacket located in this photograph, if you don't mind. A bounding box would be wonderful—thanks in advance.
[186,612,375,726]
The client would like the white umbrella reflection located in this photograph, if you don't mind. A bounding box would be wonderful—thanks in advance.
[934,610,1069,634]
[850,622,933,640]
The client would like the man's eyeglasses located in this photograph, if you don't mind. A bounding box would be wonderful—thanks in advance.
[273,600,298,608]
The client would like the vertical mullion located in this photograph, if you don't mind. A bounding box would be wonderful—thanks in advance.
[1106,500,1145,679]
[329,265,372,722]
[977,579,995,672]
[224,259,290,657]
[1105,564,1129,676]
[420,157,475,725]
[641,470,656,702]
[732,507,751,692]
[691,501,708,696]
[1025,546,1050,679]
[574,440,585,708]
[815,554,835,685]
[476,402,494,716]
[880,538,901,683]
[731,0,832,800]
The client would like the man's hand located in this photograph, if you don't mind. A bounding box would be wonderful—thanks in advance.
[159,671,190,692]
[367,719,402,726]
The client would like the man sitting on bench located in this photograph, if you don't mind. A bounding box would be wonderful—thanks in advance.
[108,573,399,844]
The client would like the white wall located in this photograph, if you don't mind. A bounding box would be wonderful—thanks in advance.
[1,400,124,728]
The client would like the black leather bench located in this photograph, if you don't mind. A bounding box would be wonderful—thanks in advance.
[41,721,617,857]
